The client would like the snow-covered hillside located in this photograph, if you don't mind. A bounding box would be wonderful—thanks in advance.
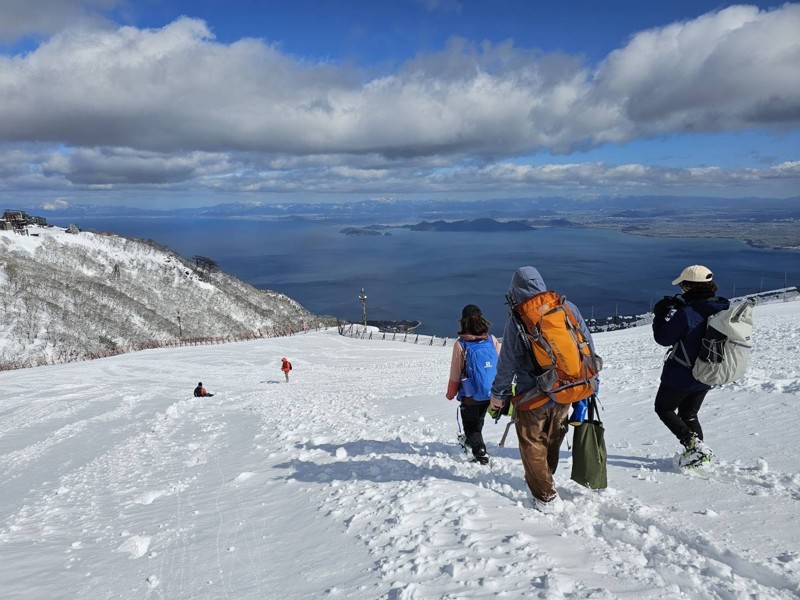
[1,300,799,599]
[0,226,323,367]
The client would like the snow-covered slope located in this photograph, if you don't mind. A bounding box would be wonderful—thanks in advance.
[0,226,322,366]
[0,300,798,599]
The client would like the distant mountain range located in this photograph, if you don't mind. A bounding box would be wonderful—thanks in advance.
[26,195,800,222]
[17,194,800,250]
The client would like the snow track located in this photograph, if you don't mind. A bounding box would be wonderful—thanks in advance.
[1,301,799,598]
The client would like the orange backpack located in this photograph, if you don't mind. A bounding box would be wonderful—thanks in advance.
[510,291,602,411]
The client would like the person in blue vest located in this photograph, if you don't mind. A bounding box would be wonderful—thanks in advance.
[652,265,729,466]
[446,304,501,465]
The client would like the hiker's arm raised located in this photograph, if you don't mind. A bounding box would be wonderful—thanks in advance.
[653,307,689,347]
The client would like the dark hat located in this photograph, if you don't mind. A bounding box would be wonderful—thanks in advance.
[198,382,202,386]
[461,304,482,319]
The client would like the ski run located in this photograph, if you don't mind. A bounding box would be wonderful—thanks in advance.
[1,299,799,599]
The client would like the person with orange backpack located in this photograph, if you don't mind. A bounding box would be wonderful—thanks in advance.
[280,357,292,382]
[489,266,601,513]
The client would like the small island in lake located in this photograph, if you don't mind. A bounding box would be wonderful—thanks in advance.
[406,218,534,232]
[340,227,391,236]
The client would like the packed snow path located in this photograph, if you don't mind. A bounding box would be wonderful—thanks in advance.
[1,301,799,599]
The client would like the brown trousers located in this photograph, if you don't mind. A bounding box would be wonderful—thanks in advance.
[514,403,569,502]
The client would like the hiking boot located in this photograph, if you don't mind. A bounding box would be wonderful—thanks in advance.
[473,448,489,465]
[683,434,713,455]
[531,494,565,515]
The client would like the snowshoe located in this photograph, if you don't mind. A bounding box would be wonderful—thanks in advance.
[679,451,712,468]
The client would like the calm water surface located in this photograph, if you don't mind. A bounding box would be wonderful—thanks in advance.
[56,217,798,337]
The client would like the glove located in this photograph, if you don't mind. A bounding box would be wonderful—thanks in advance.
[653,296,677,320]
[488,397,510,421]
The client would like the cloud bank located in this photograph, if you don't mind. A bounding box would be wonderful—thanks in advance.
[0,4,798,199]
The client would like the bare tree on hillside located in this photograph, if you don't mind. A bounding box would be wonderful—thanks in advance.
[193,255,218,281]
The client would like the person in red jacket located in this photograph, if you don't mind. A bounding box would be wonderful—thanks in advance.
[281,358,292,382]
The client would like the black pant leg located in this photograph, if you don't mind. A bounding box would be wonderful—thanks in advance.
[460,402,489,456]
[654,384,706,445]
[677,390,707,441]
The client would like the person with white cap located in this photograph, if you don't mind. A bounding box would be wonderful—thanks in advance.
[651,265,730,467]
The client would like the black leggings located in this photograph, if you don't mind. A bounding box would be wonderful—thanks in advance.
[460,402,489,456]
[654,383,708,446]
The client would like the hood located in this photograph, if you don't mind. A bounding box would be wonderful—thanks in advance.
[686,296,730,317]
[507,266,547,304]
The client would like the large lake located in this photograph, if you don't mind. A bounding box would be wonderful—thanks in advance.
[52,217,798,337]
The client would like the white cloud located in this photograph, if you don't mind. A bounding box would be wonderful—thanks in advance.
[591,5,800,140]
[0,5,797,199]
[3,143,796,198]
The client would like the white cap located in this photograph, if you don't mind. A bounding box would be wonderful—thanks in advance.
[671,265,713,286]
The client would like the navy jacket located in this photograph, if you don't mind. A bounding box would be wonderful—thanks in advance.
[653,294,729,391]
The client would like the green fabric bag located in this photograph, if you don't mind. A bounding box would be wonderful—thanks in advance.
[570,396,607,489]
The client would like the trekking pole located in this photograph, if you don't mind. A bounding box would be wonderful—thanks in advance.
[499,419,513,447]
[498,394,515,447]
[456,406,468,453]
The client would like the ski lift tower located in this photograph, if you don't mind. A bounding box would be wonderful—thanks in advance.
[359,288,368,326]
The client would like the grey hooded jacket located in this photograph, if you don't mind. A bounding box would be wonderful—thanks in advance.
[490,266,595,402]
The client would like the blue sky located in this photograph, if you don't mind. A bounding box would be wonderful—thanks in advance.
[0,0,798,208]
